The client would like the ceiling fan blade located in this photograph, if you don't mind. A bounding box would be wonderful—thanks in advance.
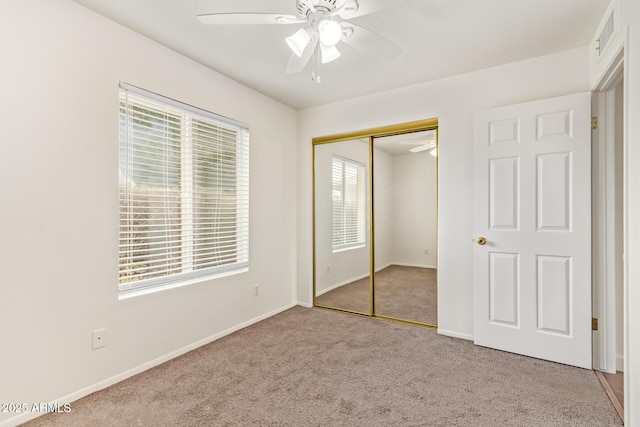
[335,0,400,19]
[341,23,402,61]
[409,142,436,153]
[286,37,318,74]
[197,13,303,25]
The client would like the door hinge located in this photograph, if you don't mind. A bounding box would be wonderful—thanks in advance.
[591,116,598,130]
[592,318,598,331]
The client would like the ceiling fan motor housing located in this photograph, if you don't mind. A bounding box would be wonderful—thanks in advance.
[297,0,358,17]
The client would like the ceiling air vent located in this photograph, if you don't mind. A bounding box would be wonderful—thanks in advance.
[597,10,615,57]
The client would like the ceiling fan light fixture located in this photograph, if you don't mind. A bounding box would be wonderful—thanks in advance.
[341,26,354,39]
[318,19,342,47]
[286,28,311,57]
[320,43,341,63]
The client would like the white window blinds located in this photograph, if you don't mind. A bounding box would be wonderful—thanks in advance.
[332,155,366,251]
[118,84,249,293]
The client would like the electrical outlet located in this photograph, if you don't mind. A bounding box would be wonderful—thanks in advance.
[424,249,429,255]
[254,284,259,297]
[92,329,106,350]
[326,265,331,274]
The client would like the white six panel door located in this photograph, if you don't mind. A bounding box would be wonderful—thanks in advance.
[473,92,592,369]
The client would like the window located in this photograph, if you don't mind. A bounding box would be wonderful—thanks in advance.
[118,83,249,293]
[332,155,366,251]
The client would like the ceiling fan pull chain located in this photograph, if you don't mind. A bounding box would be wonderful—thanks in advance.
[311,43,317,82]
[315,42,322,83]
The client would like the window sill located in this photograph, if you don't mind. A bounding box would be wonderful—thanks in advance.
[332,244,366,254]
[118,267,249,300]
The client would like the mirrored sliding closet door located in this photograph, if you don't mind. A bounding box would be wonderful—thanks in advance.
[313,137,371,315]
[372,131,438,325]
[313,119,438,328]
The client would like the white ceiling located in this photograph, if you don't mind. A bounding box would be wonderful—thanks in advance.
[71,0,609,109]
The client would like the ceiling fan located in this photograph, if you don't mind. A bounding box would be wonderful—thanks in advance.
[197,0,402,81]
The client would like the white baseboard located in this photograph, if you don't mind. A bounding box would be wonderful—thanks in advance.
[297,302,313,308]
[98,301,297,390]
[315,263,437,297]
[617,354,624,372]
[437,328,474,341]
[316,272,370,296]
[376,263,392,272]
[390,262,436,269]
[0,302,297,427]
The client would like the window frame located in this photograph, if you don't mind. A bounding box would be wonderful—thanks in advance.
[118,83,249,294]
[331,155,367,252]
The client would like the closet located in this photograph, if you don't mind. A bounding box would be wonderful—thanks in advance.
[313,119,438,327]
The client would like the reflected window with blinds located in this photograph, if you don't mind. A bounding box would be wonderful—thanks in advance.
[332,155,366,252]
[118,83,249,293]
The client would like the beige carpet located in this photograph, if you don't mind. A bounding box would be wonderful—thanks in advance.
[375,266,436,324]
[315,272,370,314]
[315,265,437,325]
[25,307,622,427]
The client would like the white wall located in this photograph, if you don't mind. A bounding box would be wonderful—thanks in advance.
[0,1,297,425]
[373,147,394,271]
[390,152,437,268]
[297,47,591,337]
[373,147,394,270]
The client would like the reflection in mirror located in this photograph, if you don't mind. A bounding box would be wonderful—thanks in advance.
[314,139,371,314]
[373,130,437,325]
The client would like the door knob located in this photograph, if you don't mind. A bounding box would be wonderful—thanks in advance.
[476,236,487,246]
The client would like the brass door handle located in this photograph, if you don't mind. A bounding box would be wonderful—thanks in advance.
[476,236,487,246]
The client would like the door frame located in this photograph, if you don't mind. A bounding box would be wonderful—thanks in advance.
[592,60,624,374]
[591,40,628,418]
